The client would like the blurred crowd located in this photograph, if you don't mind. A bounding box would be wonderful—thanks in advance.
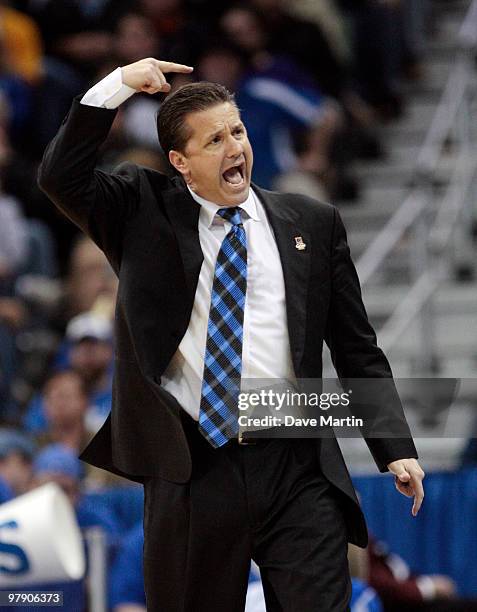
[0,0,474,610]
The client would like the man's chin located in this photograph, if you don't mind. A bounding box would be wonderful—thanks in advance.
[221,182,250,205]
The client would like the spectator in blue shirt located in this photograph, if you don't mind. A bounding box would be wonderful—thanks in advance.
[0,428,35,502]
[31,443,119,538]
[23,311,113,435]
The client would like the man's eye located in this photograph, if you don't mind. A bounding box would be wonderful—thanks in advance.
[234,128,244,136]
[210,136,221,144]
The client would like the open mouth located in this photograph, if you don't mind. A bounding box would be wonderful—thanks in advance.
[222,162,246,187]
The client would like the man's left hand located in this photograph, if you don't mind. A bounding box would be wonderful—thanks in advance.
[387,458,425,517]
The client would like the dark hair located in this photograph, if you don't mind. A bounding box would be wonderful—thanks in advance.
[156,81,236,157]
[43,369,87,398]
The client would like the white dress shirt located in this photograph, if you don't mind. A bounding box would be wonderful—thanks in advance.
[81,68,296,420]
[81,67,136,108]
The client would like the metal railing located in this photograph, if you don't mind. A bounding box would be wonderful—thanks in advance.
[84,527,107,612]
[355,0,477,374]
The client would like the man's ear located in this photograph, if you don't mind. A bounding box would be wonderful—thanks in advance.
[169,150,190,181]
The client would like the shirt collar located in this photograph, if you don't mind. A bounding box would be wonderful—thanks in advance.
[187,186,260,228]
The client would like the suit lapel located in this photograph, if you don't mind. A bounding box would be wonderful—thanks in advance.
[162,178,203,304]
[254,185,311,376]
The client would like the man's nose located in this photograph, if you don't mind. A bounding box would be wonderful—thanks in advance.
[226,133,243,157]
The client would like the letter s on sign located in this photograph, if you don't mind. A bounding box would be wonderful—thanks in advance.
[0,520,30,574]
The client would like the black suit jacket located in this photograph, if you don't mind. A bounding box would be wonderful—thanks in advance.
[38,99,418,547]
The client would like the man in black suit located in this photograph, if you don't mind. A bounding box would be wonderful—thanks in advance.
[39,58,425,611]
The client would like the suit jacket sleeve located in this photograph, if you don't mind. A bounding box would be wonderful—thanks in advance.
[37,97,145,271]
[325,206,418,471]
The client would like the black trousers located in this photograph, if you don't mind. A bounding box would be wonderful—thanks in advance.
[143,413,351,611]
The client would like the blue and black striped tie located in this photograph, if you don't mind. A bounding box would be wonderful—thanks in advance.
[199,206,247,447]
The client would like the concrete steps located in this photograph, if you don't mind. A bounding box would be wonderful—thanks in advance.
[362,281,477,317]
[325,2,476,473]
[327,0,476,390]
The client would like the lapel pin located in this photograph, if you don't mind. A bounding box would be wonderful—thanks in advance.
[294,236,306,251]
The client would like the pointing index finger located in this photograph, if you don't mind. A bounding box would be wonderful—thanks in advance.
[158,61,194,74]
[410,471,425,516]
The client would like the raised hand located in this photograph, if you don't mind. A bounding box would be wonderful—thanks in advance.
[121,57,194,95]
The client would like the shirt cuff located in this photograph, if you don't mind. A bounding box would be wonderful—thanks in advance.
[415,576,437,600]
[80,67,136,109]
